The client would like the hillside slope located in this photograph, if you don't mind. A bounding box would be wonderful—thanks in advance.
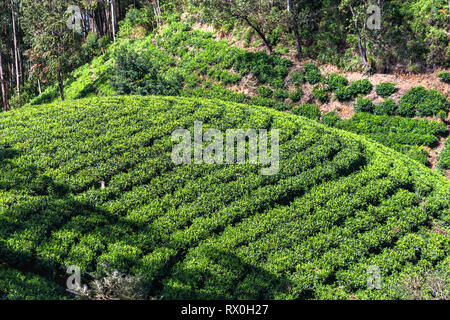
[1,96,449,299]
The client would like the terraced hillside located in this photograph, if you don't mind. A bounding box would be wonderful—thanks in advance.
[0,96,449,299]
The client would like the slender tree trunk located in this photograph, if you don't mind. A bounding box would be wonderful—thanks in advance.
[0,52,9,111]
[349,5,370,72]
[58,72,65,101]
[37,78,42,95]
[11,0,20,97]
[288,0,302,59]
[110,0,116,41]
[243,17,272,55]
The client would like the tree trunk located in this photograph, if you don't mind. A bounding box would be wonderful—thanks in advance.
[243,17,272,55]
[349,5,370,72]
[58,72,65,101]
[110,0,116,41]
[37,78,42,95]
[11,0,20,97]
[288,0,302,59]
[0,52,9,111]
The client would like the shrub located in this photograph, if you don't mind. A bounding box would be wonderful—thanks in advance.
[290,71,305,86]
[374,99,397,116]
[303,63,322,84]
[292,104,321,120]
[313,87,329,104]
[354,96,375,113]
[250,96,276,108]
[0,96,448,300]
[257,86,274,98]
[321,111,341,127]
[437,72,450,84]
[398,86,449,117]
[438,141,450,170]
[69,265,149,300]
[110,46,182,96]
[375,82,397,97]
[334,86,354,102]
[349,79,373,95]
[289,88,303,102]
[325,73,348,91]
[437,110,447,120]
[273,89,289,101]
[416,90,449,117]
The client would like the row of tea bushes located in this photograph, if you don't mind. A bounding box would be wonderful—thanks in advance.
[1,96,448,299]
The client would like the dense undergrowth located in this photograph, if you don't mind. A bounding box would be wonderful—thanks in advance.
[0,96,449,299]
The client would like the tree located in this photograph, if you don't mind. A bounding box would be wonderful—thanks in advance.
[192,0,283,55]
[10,0,21,98]
[0,51,9,111]
[21,0,83,101]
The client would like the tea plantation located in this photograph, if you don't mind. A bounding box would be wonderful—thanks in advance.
[1,96,449,299]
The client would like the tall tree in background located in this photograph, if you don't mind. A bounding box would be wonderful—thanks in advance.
[21,0,83,101]
[192,0,283,54]
[10,0,21,97]
[0,2,11,111]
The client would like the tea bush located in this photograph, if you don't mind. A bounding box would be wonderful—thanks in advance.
[288,88,303,103]
[292,104,321,120]
[303,63,322,85]
[312,87,329,104]
[334,86,354,102]
[374,99,397,116]
[335,112,447,165]
[321,111,340,127]
[349,79,373,96]
[438,141,450,171]
[325,73,348,92]
[438,72,450,84]
[0,96,448,300]
[354,97,375,113]
[398,86,449,117]
[375,82,397,97]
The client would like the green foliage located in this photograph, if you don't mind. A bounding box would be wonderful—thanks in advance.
[321,111,340,127]
[31,23,291,111]
[0,96,449,300]
[288,88,303,103]
[438,141,450,171]
[375,82,397,98]
[0,266,65,300]
[312,87,329,104]
[355,97,375,113]
[292,104,321,120]
[334,86,354,102]
[273,89,289,101]
[325,73,348,91]
[335,112,447,164]
[303,63,322,85]
[289,71,306,87]
[349,79,373,96]
[257,86,274,99]
[398,86,449,117]
[437,72,450,84]
[374,99,397,116]
[110,45,182,96]
[117,7,156,38]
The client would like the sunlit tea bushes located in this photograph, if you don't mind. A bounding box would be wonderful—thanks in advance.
[439,141,450,171]
[331,112,447,165]
[0,96,449,299]
[398,86,449,117]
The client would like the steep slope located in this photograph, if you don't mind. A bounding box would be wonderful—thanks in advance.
[0,96,449,299]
